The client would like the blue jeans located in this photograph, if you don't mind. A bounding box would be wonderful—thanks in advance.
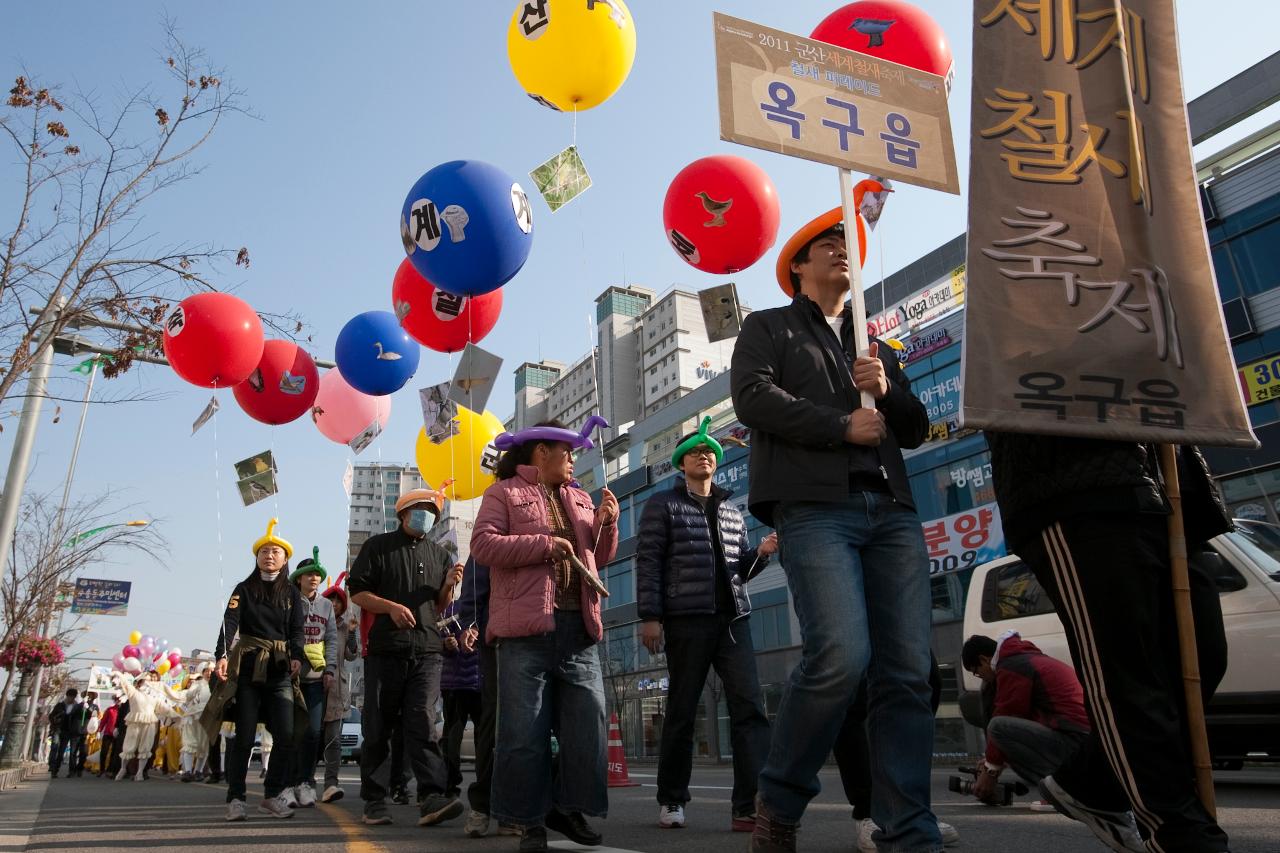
[291,679,327,787]
[493,611,607,826]
[761,494,940,852]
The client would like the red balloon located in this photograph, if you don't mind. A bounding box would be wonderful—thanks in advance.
[232,340,320,425]
[662,155,781,275]
[163,293,265,388]
[391,259,502,353]
[811,1,953,85]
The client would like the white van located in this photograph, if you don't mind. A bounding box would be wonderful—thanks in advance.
[959,520,1280,765]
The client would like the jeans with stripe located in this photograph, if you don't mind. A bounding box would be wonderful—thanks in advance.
[1020,513,1230,853]
[761,494,940,852]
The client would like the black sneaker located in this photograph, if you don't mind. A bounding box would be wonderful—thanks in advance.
[390,786,410,805]
[1039,776,1144,852]
[417,793,464,826]
[519,826,548,853]
[545,808,602,846]
[363,800,393,825]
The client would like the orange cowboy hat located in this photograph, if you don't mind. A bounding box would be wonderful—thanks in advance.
[774,179,886,297]
[394,480,453,517]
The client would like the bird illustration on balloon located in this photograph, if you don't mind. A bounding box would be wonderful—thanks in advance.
[850,18,895,47]
[373,342,402,361]
[696,192,733,228]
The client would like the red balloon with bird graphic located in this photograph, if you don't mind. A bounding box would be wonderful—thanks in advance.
[232,339,320,425]
[811,1,954,90]
[662,155,781,275]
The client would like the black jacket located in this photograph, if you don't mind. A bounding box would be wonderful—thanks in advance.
[987,434,1231,551]
[636,479,764,621]
[348,529,451,657]
[730,294,929,526]
[215,578,306,667]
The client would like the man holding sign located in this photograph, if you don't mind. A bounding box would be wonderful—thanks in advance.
[731,209,936,853]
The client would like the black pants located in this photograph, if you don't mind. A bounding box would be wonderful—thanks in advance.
[442,688,483,795]
[468,643,497,815]
[656,614,771,817]
[834,654,942,819]
[48,732,68,774]
[389,725,410,791]
[360,653,447,803]
[225,671,295,803]
[1019,513,1229,853]
[68,734,88,774]
[97,734,116,776]
[108,724,126,776]
[207,733,222,780]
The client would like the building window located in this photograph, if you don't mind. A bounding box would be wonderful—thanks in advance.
[604,559,635,607]
[749,587,792,650]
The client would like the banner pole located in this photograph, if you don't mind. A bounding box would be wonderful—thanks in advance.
[838,168,875,410]
[1157,443,1216,818]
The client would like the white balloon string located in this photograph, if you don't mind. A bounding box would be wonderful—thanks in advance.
[271,423,279,518]
[211,388,224,623]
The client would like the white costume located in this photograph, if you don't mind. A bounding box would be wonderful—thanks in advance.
[113,676,165,780]
[164,677,212,774]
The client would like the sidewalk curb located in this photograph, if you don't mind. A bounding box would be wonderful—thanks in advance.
[0,764,51,853]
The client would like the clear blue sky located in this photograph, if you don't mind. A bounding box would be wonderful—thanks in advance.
[2,2,1275,671]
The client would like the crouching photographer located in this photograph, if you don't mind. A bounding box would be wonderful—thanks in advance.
[960,632,1091,803]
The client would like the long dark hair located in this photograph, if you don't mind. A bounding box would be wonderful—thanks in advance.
[242,562,292,608]
[494,419,568,481]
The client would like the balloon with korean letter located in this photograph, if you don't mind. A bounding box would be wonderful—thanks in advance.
[662,155,781,274]
[162,293,265,388]
[506,0,637,112]
[392,260,502,353]
[401,160,533,297]
[810,1,953,88]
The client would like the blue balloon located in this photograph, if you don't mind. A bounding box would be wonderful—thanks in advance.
[400,160,534,296]
[334,311,420,396]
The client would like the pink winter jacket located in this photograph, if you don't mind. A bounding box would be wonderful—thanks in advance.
[472,465,618,644]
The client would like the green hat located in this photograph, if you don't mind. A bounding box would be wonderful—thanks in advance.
[671,416,724,468]
[289,546,327,583]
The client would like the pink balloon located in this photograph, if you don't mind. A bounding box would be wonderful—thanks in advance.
[112,653,127,670]
[122,645,140,659]
[311,369,392,445]
[168,652,181,667]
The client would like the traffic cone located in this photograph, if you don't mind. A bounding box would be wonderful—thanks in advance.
[606,711,639,787]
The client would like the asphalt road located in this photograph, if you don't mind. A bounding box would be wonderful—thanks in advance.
[7,762,1278,852]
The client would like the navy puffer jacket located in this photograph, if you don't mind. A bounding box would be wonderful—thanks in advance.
[636,479,765,621]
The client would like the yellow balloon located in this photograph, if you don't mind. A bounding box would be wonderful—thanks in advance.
[415,406,505,501]
[129,630,141,645]
[507,0,637,112]
[156,660,171,676]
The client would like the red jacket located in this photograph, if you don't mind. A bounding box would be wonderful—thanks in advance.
[472,465,617,644]
[986,635,1091,766]
[98,704,119,738]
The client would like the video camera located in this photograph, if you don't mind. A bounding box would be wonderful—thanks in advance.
[946,766,1029,807]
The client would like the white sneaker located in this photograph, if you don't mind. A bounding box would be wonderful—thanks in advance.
[1029,799,1057,812]
[114,767,127,781]
[1040,776,1144,852]
[856,818,878,852]
[295,783,317,808]
[320,785,344,803]
[225,799,247,822]
[938,819,960,846]
[133,770,145,782]
[465,809,490,838]
[258,794,296,819]
[278,787,299,809]
[658,803,686,828]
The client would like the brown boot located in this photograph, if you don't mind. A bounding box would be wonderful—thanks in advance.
[750,796,798,852]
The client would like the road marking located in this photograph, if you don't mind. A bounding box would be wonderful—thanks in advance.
[550,843,647,853]
[321,800,385,853]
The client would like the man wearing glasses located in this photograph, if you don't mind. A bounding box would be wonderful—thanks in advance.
[636,416,778,834]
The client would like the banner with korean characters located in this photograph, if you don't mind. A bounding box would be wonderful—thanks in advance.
[960,0,1256,448]
[71,577,131,616]
[924,502,1006,576]
[1236,352,1280,408]
[713,13,959,194]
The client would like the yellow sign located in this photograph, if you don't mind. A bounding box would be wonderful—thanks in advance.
[713,13,959,194]
[1237,354,1280,407]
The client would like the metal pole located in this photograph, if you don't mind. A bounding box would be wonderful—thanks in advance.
[18,360,97,763]
[0,312,59,768]
[838,168,875,410]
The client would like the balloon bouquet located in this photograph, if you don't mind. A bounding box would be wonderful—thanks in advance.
[113,630,183,680]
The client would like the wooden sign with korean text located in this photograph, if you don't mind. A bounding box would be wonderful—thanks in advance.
[960,0,1257,447]
[713,13,959,194]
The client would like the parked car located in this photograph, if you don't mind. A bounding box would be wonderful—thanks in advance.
[341,706,362,763]
[960,520,1280,765]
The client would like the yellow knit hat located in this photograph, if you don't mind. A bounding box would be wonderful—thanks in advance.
[251,517,293,559]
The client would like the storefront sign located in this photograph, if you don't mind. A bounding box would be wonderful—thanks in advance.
[1237,353,1280,407]
[918,362,961,441]
[867,265,966,340]
[923,502,1006,575]
[71,578,131,616]
[903,327,953,364]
